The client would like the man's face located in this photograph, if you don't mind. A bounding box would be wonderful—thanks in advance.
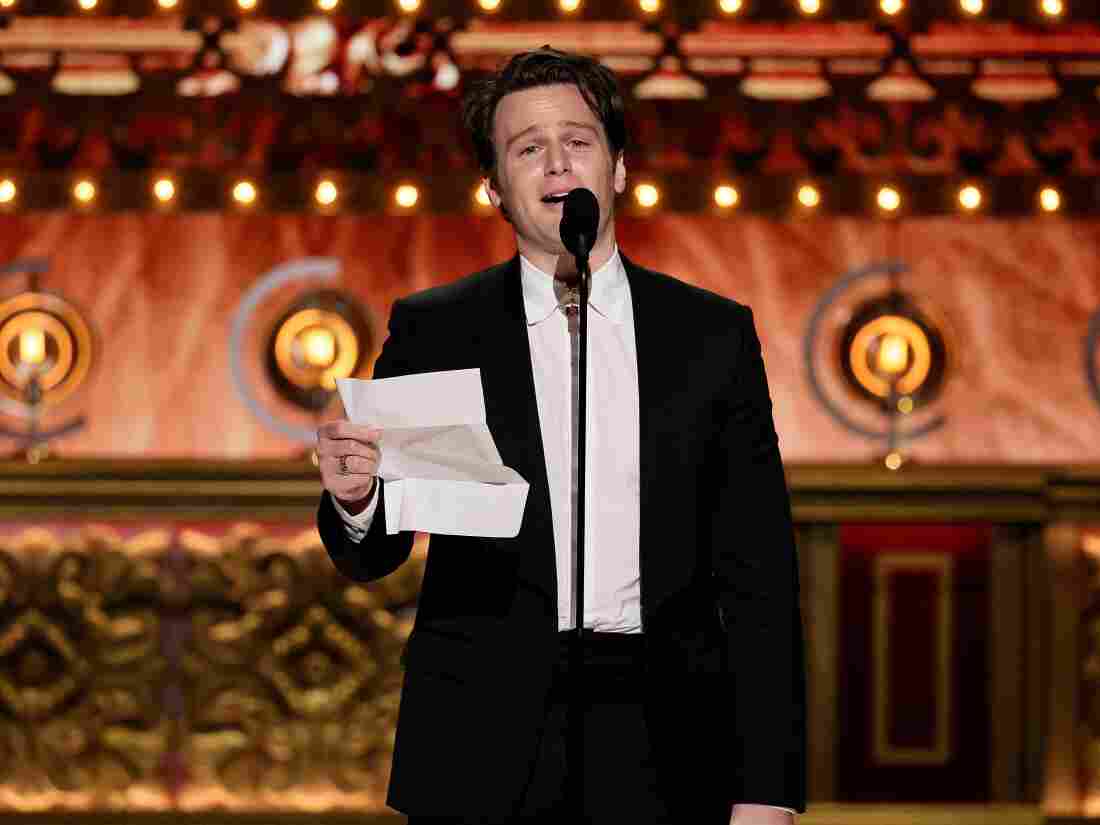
[484,83,626,268]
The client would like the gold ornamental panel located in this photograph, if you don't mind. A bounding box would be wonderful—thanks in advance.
[0,521,426,814]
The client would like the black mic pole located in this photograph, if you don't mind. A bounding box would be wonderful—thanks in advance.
[568,234,590,821]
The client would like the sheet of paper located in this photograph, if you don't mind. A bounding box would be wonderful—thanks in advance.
[336,369,528,538]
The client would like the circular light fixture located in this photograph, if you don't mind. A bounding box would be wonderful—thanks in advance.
[157,0,177,8]
[634,183,660,208]
[0,0,18,8]
[840,294,947,406]
[639,0,660,12]
[77,0,97,10]
[317,0,338,10]
[0,291,94,415]
[237,0,257,10]
[266,289,373,411]
[0,180,15,204]
[1040,0,1063,16]
[560,0,581,11]
[714,185,740,209]
[718,0,743,11]
[478,0,501,11]
[798,0,821,13]
[959,0,983,14]
[880,0,903,13]
[398,0,421,9]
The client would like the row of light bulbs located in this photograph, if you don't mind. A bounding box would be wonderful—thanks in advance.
[0,176,1073,214]
[0,0,1066,17]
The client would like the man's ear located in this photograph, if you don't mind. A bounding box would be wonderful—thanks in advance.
[613,152,626,195]
[484,174,503,210]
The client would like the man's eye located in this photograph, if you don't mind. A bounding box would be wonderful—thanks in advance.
[570,140,590,148]
[520,145,539,156]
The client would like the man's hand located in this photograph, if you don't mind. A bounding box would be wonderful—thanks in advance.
[731,803,795,824]
[317,422,382,515]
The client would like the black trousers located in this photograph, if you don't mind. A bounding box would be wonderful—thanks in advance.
[407,631,724,825]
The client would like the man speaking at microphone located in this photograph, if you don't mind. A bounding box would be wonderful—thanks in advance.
[315,47,805,824]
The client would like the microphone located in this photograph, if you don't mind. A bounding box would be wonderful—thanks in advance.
[559,187,599,265]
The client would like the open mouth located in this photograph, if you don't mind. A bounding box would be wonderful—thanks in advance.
[542,193,570,204]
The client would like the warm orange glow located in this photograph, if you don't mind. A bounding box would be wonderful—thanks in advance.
[958,184,982,211]
[301,327,337,368]
[474,183,492,207]
[395,185,419,208]
[1039,186,1061,213]
[478,0,501,11]
[0,180,15,203]
[315,180,339,206]
[799,0,821,13]
[877,186,901,212]
[634,184,660,208]
[960,0,983,14]
[233,181,257,205]
[718,0,743,11]
[73,180,96,203]
[560,0,581,11]
[1040,0,1063,16]
[714,185,740,208]
[880,0,903,13]
[18,328,46,366]
[797,184,820,208]
[876,334,910,375]
[640,0,660,11]
[153,178,176,203]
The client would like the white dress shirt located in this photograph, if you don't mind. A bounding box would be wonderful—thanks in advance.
[332,249,795,818]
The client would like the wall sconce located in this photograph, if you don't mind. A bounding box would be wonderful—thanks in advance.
[0,258,94,462]
[804,262,952,469]
[229,258,375,453]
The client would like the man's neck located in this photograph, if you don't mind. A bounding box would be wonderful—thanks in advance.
[519,233,617,284]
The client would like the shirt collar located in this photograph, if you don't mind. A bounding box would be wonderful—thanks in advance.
[520,246,629,327]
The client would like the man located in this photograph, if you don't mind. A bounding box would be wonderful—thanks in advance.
[316,47,805,824]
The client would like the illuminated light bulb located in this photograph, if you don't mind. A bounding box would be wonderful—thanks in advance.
[959,0,983,14]
[877,186,901,212]
[0,0,17,8]
[153,178,176,203]
[233,180,257,205]
[317,0,339,10]
[880,0,903,12]
[302,327,336,368]
[0,180,15,203]
[718,0,742,11]
[398,0,420,10]
[237,0,257,10]
[797,184,820,208]
[475,183,492,207]
[639,0,660,12]
[315,180,339,206]
[73,180,96,203]
[18,328,46,366]
[1039,186,1061,212]
[885,451,904,471]
[897,396,914,414]
[958,184,982,211]
[1040,0,1063,15]
[77,0,97,10]
[714,185,740,208]
[798,0,821,14]
[478,0,501,11]
[876,334,909,375]
[634,183,659,208]
[395,184,419,208]
[157,0,178,8]
[560,0,581,11]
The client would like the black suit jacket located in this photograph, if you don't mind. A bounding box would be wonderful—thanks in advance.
[318,253,806,818]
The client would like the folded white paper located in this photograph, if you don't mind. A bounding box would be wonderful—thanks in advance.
[335,369,529,538]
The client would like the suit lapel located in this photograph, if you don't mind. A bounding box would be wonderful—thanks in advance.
[474,256,557,609]
[622,254,667,625]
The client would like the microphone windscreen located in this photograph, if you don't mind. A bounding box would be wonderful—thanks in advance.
[560,188,600,260]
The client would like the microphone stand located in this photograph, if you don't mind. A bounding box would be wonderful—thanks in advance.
[567,241,591,820]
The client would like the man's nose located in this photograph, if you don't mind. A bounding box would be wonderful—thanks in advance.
[546,144,570,175]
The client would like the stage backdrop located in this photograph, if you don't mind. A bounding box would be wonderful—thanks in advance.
[0,212,1096,463]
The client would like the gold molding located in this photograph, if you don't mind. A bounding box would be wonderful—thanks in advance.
[872,552,954,766]
[0,459,1092,521]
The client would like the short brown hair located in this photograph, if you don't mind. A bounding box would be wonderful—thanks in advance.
[461,46,628,179]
